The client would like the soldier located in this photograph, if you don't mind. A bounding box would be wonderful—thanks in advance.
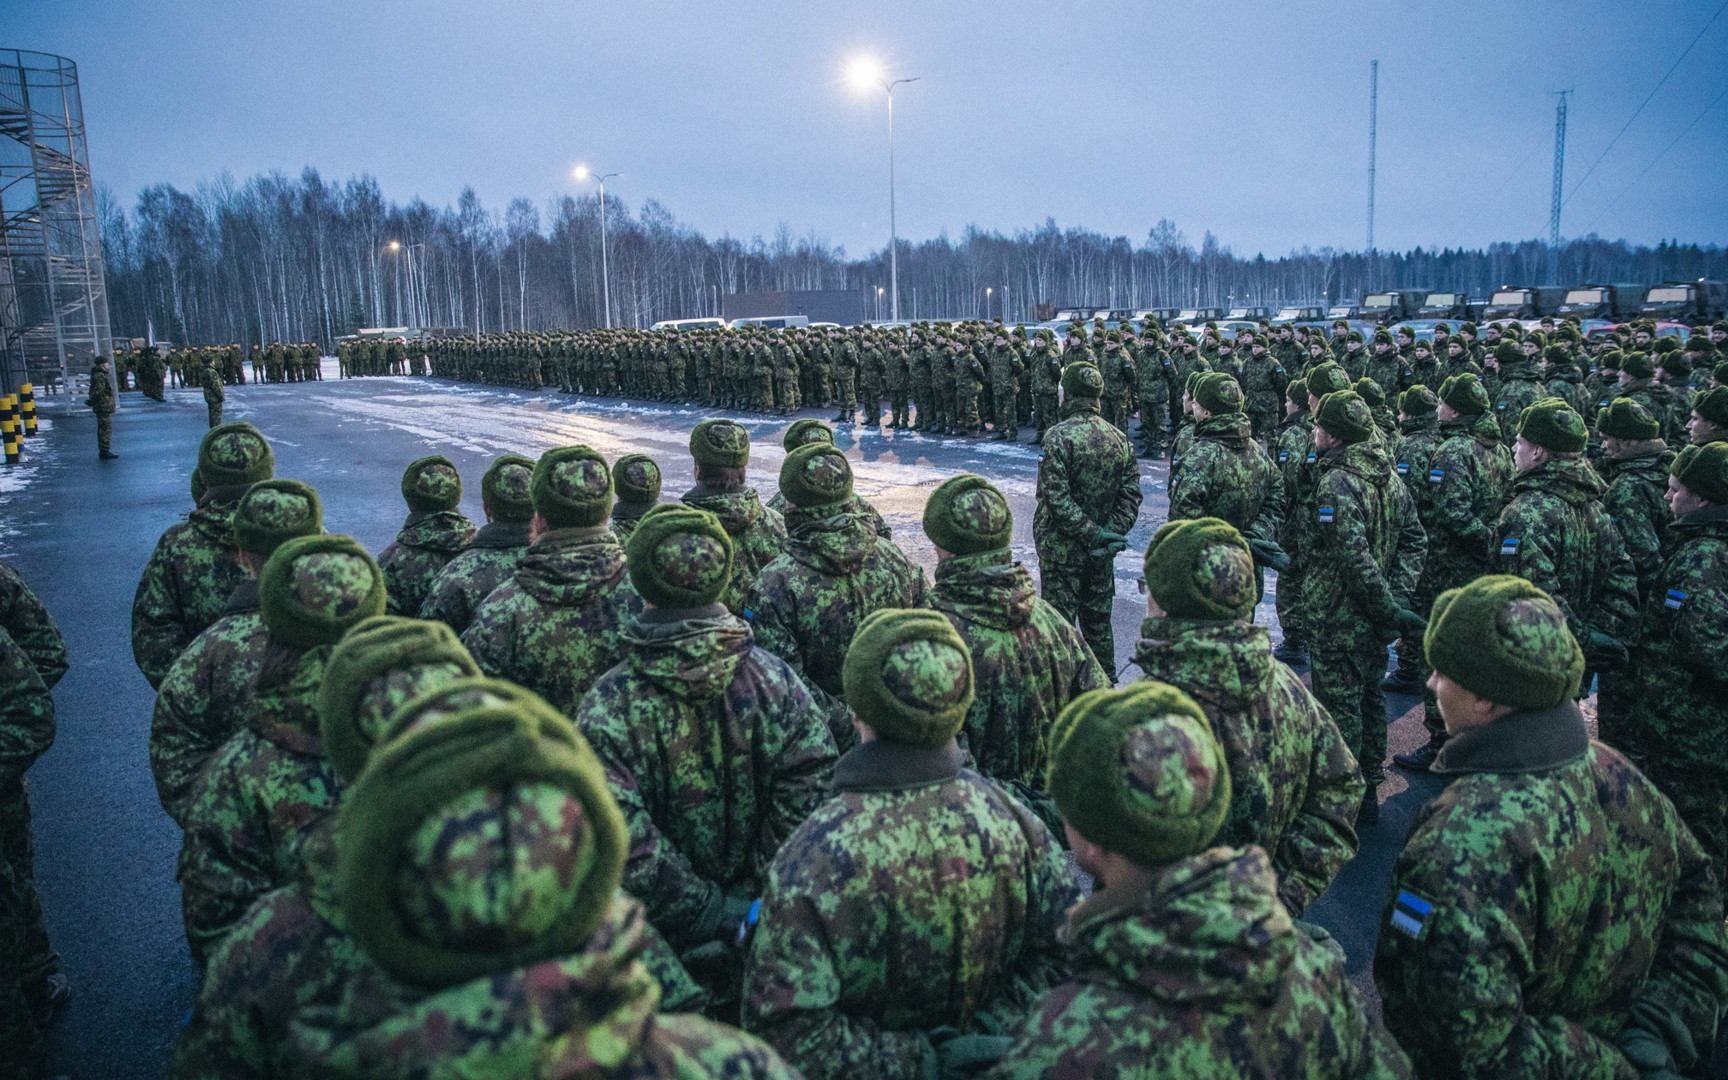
[1131,519,1362,915]
[988,330,1024,440]
[1097,333,1134,435]
[463,446,642,715]
[832,330,859,424]
[1240,333,1288,441]
[87,354,119,460]
[765,420,891,535]
[1376,575,1728,1078]
[0,622,55,1074]
[608,452,663,545]
[418,454,536,634]
[199,352,225,428]
[575,507,836,983]
[954,339,986,436]
[922,474,1105,819]
[1687,385,1728,446]
[742,609,1077,1079]
[1165,373,1284,575]
[1270,377,1315,663]
[1490,340,1549,428]
[991,682,1408,1078]
[1035,363,1142,678]
[150,480,323,823]
[377,455,478,617]
[746,444,926,748]
[679,420,788,616]
[1596,399,1674,606]
[176,534,387,966]
[1133,331,1174,458]
[1030,331,1064,445]
[1305,390,1426,823]
[131,422,275,689]
[1380,385,1443,695]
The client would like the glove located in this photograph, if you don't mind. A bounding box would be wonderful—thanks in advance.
[1616,1026,1682,1079]
[1089,528,1129,558]
[1583,629,1629,670]
[936,1034,1015,1078]
[1392,607,1428,636]
[1616,997,1695,1078]
[1248,538,1291,573]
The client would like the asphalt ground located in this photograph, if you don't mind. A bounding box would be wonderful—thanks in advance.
[4,369,1446,1077]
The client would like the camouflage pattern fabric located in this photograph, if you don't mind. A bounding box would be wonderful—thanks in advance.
[1132,616,1362,915]
[1166,413,1283,541]
[0,560,68,689]
[680,486,789,616]
[377,509,477,617]
[0,623,56,1070]
[1492,364,1548,427]
[1494,456,1639,643]
[1598,447,1675,606]
[766,490,891,539]
[131,497,253,689]
[743,741,1077,1080]
[415,520,533,634]
[991,846,1411,1079]
[460,528,643,716]
[1421,414,1511,594]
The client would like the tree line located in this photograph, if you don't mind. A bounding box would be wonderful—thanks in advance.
[96,167,1728,345]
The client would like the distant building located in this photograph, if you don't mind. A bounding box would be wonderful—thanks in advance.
[722,289,866,325]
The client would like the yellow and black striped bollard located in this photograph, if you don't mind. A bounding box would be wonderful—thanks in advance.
[19,383,36,436]
[2,395,19,465]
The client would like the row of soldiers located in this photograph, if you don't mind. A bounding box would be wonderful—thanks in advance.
[110,342,323,398]
[335,337,429,378]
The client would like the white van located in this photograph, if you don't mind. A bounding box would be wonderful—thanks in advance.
[650,318,727,331]
[727,315,810,330]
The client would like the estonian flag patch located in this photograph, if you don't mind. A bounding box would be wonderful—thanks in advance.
[1500,537,1521,556]
[1318,506,1337,524]
[1390,888,1434,940]
[1396,462,1410,475]
[1665,589,1687,610]
[1428,468,1446,483]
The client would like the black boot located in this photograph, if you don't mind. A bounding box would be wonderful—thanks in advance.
[1380,657,1425,695]
[1358,787,1380,826]
[1393,732,1448,772]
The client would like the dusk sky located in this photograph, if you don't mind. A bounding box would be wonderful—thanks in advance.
[12,0,1728,257]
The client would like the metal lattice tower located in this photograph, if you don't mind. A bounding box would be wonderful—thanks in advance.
[1366,60,1378,254]
[0,49,111,391]
[1547,89,1571,285]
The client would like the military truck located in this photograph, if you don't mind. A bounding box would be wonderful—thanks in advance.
[1555,284,1644,321]
[1271,305,1326,324]
[1639,280,1727,325]
[1416,292,1471,319]
[1225,305,1274,320]
[1359,290,1429,324]
[1174,306,1226,323]
[1480,286,1567,321]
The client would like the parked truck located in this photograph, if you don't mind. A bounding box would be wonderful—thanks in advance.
[1639,280,1727,325]
[1359,289,1429,324]
[1555,283,1644,321]
[1480,285,1567,322]
[1416,291,1471,319]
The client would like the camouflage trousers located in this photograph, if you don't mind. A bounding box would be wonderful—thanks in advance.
[1137,397,1167,453]
[1311,635,1390,784]
[1,783,57,1000]
[955,384,981,434]
[1039,553,1119,681]
[206,400,223,428]
[833,372,856,412]
[1035,392,1059,437]
[96,412,113,453]
[993,386,1018,437]
[1,846,43,1078]
[1272,564,1307,647]
[858,380,881,424]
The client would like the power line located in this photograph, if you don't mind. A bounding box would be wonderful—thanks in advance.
[1583,81,1728,234]
[1562,0,1727,208]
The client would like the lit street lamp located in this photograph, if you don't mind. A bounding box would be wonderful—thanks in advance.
[875,286,885,322]
[985,286,993,320]
[573,164,621,328]
[385,241,428,328]
[846,56,918,323]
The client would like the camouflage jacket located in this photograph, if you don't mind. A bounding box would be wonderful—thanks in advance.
[1033,401,1142,561]
[1422,414,1511,592]
[575,606,837,950]
[743,741,1078,1080]
[1240,352,1289,418]
[1492,365,1548,426]
[1167,414,1283,542]
[1375,711,1728,1078]
[611,502,653,546]
[929,551,1107,791]
[1272,411,1314,495]
[1494,457,1640,641]
[416,520,533,634]
[1131,617,1361,914]
[1625,505,1728,772]
[177,641,340,967]
[1599,447,1675,606]
[680,485,789,616]
[378,509,477,616]
[0,625,54,788]
[1134,344,1174,402]
[991,846,1410,1079]
[1306,442,1425,633]
[149,582,269,825]
[131,496,252,689]
[0,560,68,689]
[87,365,116,413]
[767,491,891,538]
[461,527,644,716]
[1391,417,1442,523]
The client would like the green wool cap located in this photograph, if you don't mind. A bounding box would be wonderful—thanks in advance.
[319,616,481,784]
[782,418,835,451]
[611,453,662,506]
[625,506,733,609]
[1398,385,1438,417]
[401,455,463,513]
[842,608,975,747]
[1543,345,1575,368]
[197,422,275,490]
[922,474,1012,556]
[1047,682,1230,867]
[259,534,387,649]
[338,685,626,990]
[1424,575,1583,710]
[482,454,536,523]
[1062,361,1104,399]
[1306,363,1351,398]
[1352,376,1387,408]
[1439,373,1491,416]
[233,479,323,557]
[1286,377,1309,406]
[1654,336,1681,355]
[1660,351,1693,377]
[690,418,751,468]
[1517,398,1588,453]
[1715,361,1728,386]
[1314,390,1375,444]
[1620,351,1655,379]
[1493,341,1525,369]
[1673,444,1728,504]
[779,443,855,509]
[190,468,206,506]
[1194,372,1246,415]
[1598,349,1623,371]
[531,446,613,528]
[1596,399,1661,441]
[1694,386,1728,428]
[1143,518,1257,621]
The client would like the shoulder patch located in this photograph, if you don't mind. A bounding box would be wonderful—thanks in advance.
[1318,505,1337,525]
[1278,450,1290,462]
[1499,536,1521,557]
[1664,589,1688,610]
[1389,888,1435,941]
[1305,452,1318,464]
[1427,467,1446,483]
[1396,462,1411,475]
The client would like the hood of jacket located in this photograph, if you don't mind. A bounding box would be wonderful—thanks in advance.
[187,499,240,546]
[394,509,477,554]
[681,485,764,535]
[621,605,752,703]
[785,505,876,576]
[930,550,1035,631]
[1195,413,1254,449]
[514,528,627,608]
[1602,447,1674,483]
[466,520,533,550]
[1072,846,1296,1007]
[1131,616,1272,710]
[1511,454,1606,507]
[247,642,331,756]
[1323,439,1393,488]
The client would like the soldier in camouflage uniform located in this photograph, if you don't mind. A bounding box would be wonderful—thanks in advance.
[1376,575,1728,1078]
[1269,378,1315,662]
[1688,385,1728,446]
[1029,332,1063,445]
[1490,340,1550,431]
[417,454,536,635]
[1035,363,1143,679]
[1305,391,1426,822]
[1134,331,1174,457]
[747,444,927,749]
[87,354,119,459]
[463,446,643,716]
[575,508,836,987]
[765,420,891,535]
[199,352,225,428]
[1595,399,1674,608]
[608,452,663,546]
[743,609,1077,1080]
[132,422,275,689]
[922,475,1105,823]
[988,330,1024,440]
[150,480,323,824]
[1380,386,1443,695]
[992,682,1408,1079]
[377,455,477,617]
[0,562,68,695]
[1,622,55,1075]
[1239,334,1289,442]
[176,535,387,967]
[679,420,788,616]
[1131,519,1363,916]
[1166,373,1284,587]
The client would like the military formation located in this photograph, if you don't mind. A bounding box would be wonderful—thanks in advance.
[9,309,1728,1076]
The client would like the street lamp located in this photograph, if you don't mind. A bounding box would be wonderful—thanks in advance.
[573,164,621,328]
[875,286,885,321]
[846,55,918,323]
[386,241,428,328]
[985,287,993,320]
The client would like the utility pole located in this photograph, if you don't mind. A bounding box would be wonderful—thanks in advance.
[1548,90,1571,285]
[1366,60,1379,287]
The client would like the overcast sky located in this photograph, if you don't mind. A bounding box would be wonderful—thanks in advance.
[11,0,1728,257]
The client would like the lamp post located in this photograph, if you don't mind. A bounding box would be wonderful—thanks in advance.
[387,242,429,329]
[573,165,621,328]
[985,287,993,320]
[847,57,918,323]
[875,286,885,321]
